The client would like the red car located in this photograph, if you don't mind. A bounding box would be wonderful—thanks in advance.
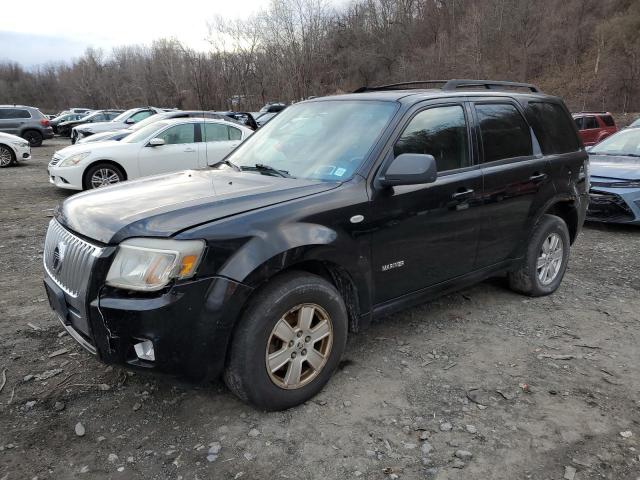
[573,112,618,146]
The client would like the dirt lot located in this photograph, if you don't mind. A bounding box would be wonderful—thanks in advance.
[0,139,639,480]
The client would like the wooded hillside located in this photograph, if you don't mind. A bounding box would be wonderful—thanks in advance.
[1,0,638,112]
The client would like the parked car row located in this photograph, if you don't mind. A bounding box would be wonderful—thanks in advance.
[48,117,253,189]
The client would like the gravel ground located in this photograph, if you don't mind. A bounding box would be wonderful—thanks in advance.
[0,138,639,480]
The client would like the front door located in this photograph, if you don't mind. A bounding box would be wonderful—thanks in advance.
[370,103,483,304]
[472,101,553,268]
[137,123,200,176]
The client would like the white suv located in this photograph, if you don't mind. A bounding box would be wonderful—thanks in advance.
[49,118,252,190]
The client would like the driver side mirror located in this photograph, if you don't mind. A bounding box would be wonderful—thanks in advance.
[148,137,165,147]
[379,153,438,187]
[125,118,135,124]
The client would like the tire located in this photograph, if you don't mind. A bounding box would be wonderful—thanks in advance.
[83,162,125,190]
[508,214,570,297]
[0,144,15,167]
[22,130,43,147]
[224,271,348,411]
[71,130,77,144]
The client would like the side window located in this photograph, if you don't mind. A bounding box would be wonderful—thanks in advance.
[229,126,242,140]
[574,117,584,130]
[1,109,31,119]
[525,102,580,154]
[203,123,236,141]
[476,103,533,163]
[158,124,195,145]
[93,114,106,121]
[130,110,153,123]
[584,116,599,129]
[601,115,615,127]
[393,105,470,172]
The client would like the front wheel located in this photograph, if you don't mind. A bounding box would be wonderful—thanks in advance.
[224,271,348,410]
[0,145,15,167]
[508,214,570,297]
[83,163,125,190]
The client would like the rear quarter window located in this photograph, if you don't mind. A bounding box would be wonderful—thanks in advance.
[601,115,615,127]
[525,102,580,154]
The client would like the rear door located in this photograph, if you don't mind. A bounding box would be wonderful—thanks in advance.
[472,100,554,269]
[200,122,243,166]
[0,108,31,135]
[369,101,483,304]
[137,123,200,176]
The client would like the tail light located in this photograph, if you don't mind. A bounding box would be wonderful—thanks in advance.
[40,119,50,127]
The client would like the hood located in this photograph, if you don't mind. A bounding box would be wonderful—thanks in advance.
[589,154,640,181]
[0,131,27,143]
[53,140,123,158]
[56,169,339,244]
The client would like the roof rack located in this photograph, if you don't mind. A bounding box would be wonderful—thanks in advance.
[354,79,541,94]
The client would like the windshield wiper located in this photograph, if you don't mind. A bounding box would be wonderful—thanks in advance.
[246,163,293,178]
[211,158,241,172]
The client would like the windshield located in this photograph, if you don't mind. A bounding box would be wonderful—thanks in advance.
[226,100,398,181]
[130,113,171,131]
[630,118,640,128]
[590,129,640,157]
[113,108,138,122]
[122,121,170,143]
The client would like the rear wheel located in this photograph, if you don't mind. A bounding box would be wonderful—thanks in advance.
[23,130,43,147]
[0,145,15,167]
[83,163,125,190]
[508,214,570,296]
[224,271,348,410]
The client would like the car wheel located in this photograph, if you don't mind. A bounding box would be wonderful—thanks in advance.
[224,271,348,411]
[508,214,570,297]
[71,131,77,144]
[0,144,15,167]
[23,130,43,147]
[83,163,125,190]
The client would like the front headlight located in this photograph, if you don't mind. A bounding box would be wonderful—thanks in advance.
[60,151,91,166]
[106,238,206,291]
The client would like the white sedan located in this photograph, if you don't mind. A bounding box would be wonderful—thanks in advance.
[48,118,252,190]
[0,132,31,168]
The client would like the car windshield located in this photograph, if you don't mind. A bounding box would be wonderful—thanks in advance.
[226,100,398,181]
[113,109,138,122]
[590,129,640,157]
[129,113,171,131]
[122,121,170,143]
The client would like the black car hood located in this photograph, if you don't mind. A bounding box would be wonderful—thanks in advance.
[56,169,339,244]
[590,154,640,181]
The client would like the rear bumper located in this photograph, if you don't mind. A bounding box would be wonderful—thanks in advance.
[43,128,54,139]
[587,187,640,225]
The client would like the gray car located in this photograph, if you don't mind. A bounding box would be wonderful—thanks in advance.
[0,105,54,147]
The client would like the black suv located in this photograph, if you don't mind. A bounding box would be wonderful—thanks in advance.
[43,80,588,410]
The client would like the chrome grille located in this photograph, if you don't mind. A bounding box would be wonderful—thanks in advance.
[43,219,103,298]
[49,153,62,167]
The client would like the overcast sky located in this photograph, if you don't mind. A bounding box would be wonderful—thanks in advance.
[0,0,274,67]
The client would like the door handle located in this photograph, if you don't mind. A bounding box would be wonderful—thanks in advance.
[451,188,474,200]
[184,148,196,152]
[529,172,547,182]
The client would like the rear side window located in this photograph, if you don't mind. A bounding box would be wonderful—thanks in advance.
[203,123,242,141]
[394,105,470,172]
[526,102,580,154]
[0,108,31,119]
[475,103,532,162]
[601,115,615,127]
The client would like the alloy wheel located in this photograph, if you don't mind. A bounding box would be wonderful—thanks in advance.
[265,303,333,389]
[0,146,12,167]
[90,168,121,188]
[537,232,564,285]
